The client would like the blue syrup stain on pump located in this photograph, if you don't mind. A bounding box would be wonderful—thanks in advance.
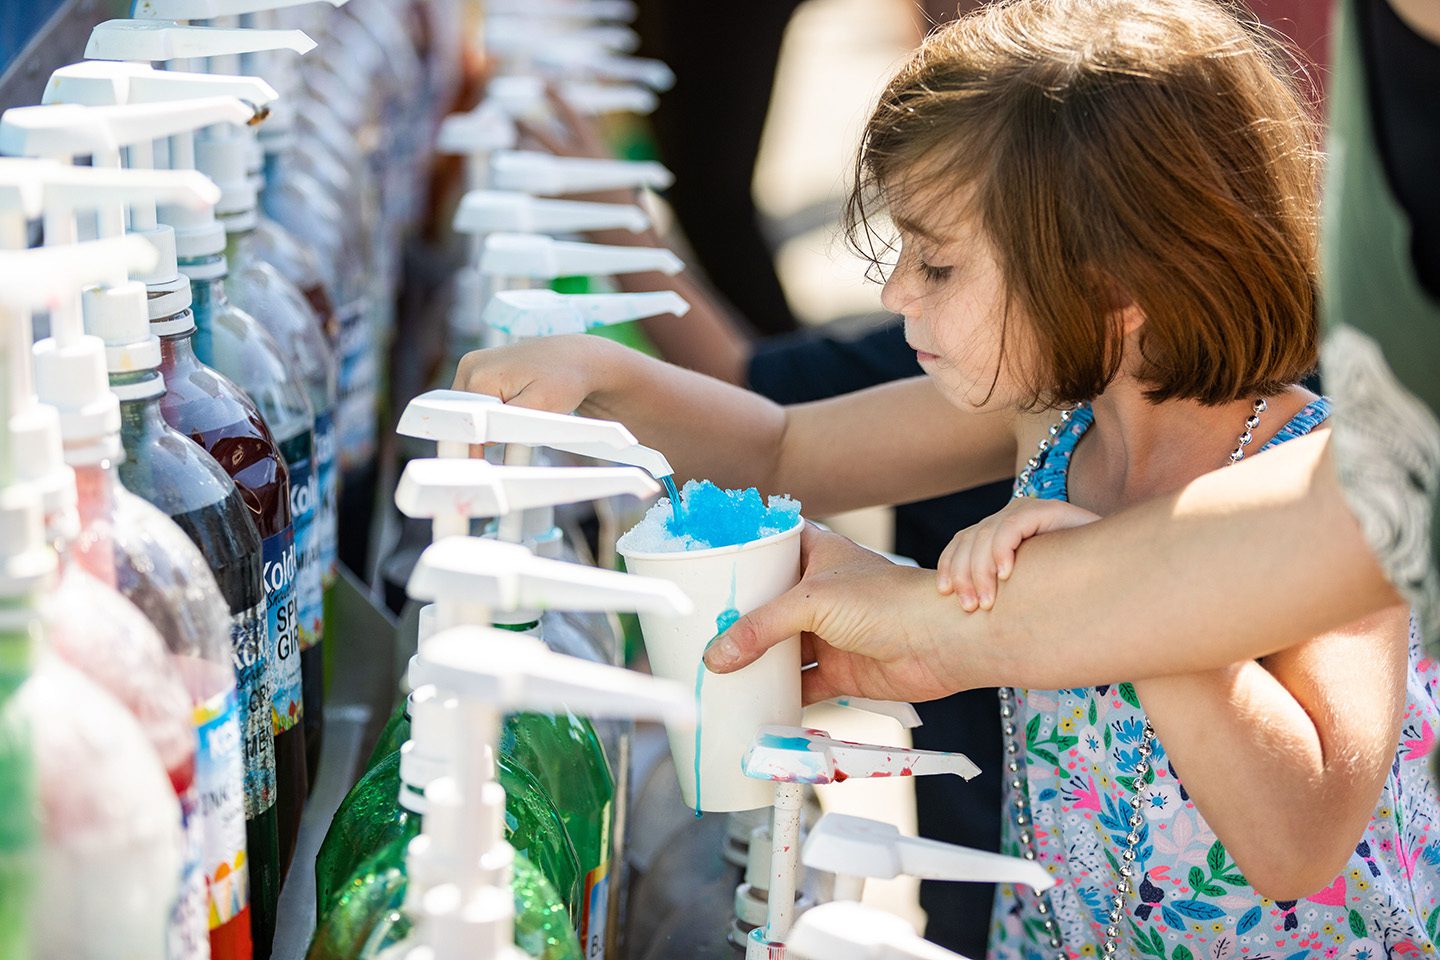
[694,565,740,818]
[757,733,814,752]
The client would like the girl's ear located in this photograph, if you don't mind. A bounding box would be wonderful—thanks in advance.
[1115,301,1147,337]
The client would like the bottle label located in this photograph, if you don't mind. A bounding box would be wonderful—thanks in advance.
[336,300,378,471]
[314,410,339,591]
[261,528,303,734]
[287,444,323,651]
[230,599,276,816]
[195,688,250,929]
[581,862,610,959]
[170,782,208,960]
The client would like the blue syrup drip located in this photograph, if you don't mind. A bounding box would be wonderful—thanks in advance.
[757,733,813,751]
[661,475,684,534]
[694,565,740,819]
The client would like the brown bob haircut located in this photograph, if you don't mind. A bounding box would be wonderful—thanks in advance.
[846,0,1322,407]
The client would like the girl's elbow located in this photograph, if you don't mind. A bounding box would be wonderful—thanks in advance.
[1233,823,1363,901]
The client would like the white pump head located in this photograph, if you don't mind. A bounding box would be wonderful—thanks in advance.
[803,814,1055,892]
[0,98,256,169]
[396,390,674,478]
[742,725,982,785]
[128,0,346,20]
[787,903,965,960]
[454,191,649,237]
[824,698,924,730]
[412,622,693,725]
[480,233,683,281]
[486,19,639,57]
[529,44,676,92]
[0,236,157,523]
[84,19,316,62]
[483,289,689,338]
[45,61,278,110]
[409,536,692,620]
[484,0,637,21]
[489,150,673,195]
[396,459,659,522]
[436,107,519,167]
[485,75,656,119]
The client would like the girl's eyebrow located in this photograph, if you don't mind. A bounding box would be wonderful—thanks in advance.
[893,213,943,242]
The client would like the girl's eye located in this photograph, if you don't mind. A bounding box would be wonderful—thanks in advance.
[918,259,952,283]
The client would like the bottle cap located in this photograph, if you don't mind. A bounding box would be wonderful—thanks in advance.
[482,289,688,338]
[489,150,672,195]
[801,813,1055,892]
[742,725,982,785]
[454,190,649,237]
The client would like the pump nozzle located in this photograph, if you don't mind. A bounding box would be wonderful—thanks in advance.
[436,108,519,159]
[396,390,674,478]
[487,19,639,56]
[0,98,256,166]
[85,19,315,62]
[397,459,659,525]
[409,535,692,620]
[530,45,675,92]
[489,150,673,195]
[485,75,656,119]
[0,236,157,312]
[822,698,923,730]
[483,289,688,338]
[129,0,346,19]
[802,813,1055,894]
[787,903,965,960]
[45,61,278,110]
[455,191,649,237]
[742,725,981,785]
[484,0,637,22]
[481,233,682,282]
[413,621,694,725]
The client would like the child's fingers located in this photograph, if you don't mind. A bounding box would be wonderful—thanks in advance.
[946,531,980,612]
[970,523,1002,610]
[936,536,960,595]
[993,514,1035,581]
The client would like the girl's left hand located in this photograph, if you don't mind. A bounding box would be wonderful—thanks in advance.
[937,497,1100,611]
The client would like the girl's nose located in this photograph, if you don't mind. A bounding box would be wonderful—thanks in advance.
[880,269,918,317]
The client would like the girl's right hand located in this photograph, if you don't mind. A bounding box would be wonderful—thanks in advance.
[937,497,1100,611]
[452,334,629,416]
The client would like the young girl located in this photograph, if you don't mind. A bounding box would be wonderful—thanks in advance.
[454,0,1440,956]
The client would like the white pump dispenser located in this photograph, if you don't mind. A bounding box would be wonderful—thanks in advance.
[481,233,683,283]
[397,390,674,480]
[127,0,345,19]
[435,104,519,191]
[803,813,1055,904]
[455,190,650,237]
[486,19,640,57]
[84,18,316,61]
[483,0,638,23]
[524,42,675,92]
[485,75,657,119]
[739,726,984,957]
[489,149,673,195]
[787,902,966,960]
[482,289,689,339]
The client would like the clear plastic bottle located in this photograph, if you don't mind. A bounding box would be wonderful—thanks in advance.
[183,247,312,877]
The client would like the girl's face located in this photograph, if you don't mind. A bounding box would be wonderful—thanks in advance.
[880,188,1037,412]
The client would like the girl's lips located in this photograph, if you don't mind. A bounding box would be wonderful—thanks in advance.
[915,349,939,363]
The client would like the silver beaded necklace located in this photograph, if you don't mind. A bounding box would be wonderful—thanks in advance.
[1003,397,1268,960]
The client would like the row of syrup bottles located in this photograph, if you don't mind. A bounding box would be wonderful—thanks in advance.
[0,0,461,955]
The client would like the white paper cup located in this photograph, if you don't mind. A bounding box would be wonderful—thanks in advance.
[619,520,803,812]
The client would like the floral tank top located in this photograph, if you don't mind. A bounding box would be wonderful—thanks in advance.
[991,398,1440,960]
